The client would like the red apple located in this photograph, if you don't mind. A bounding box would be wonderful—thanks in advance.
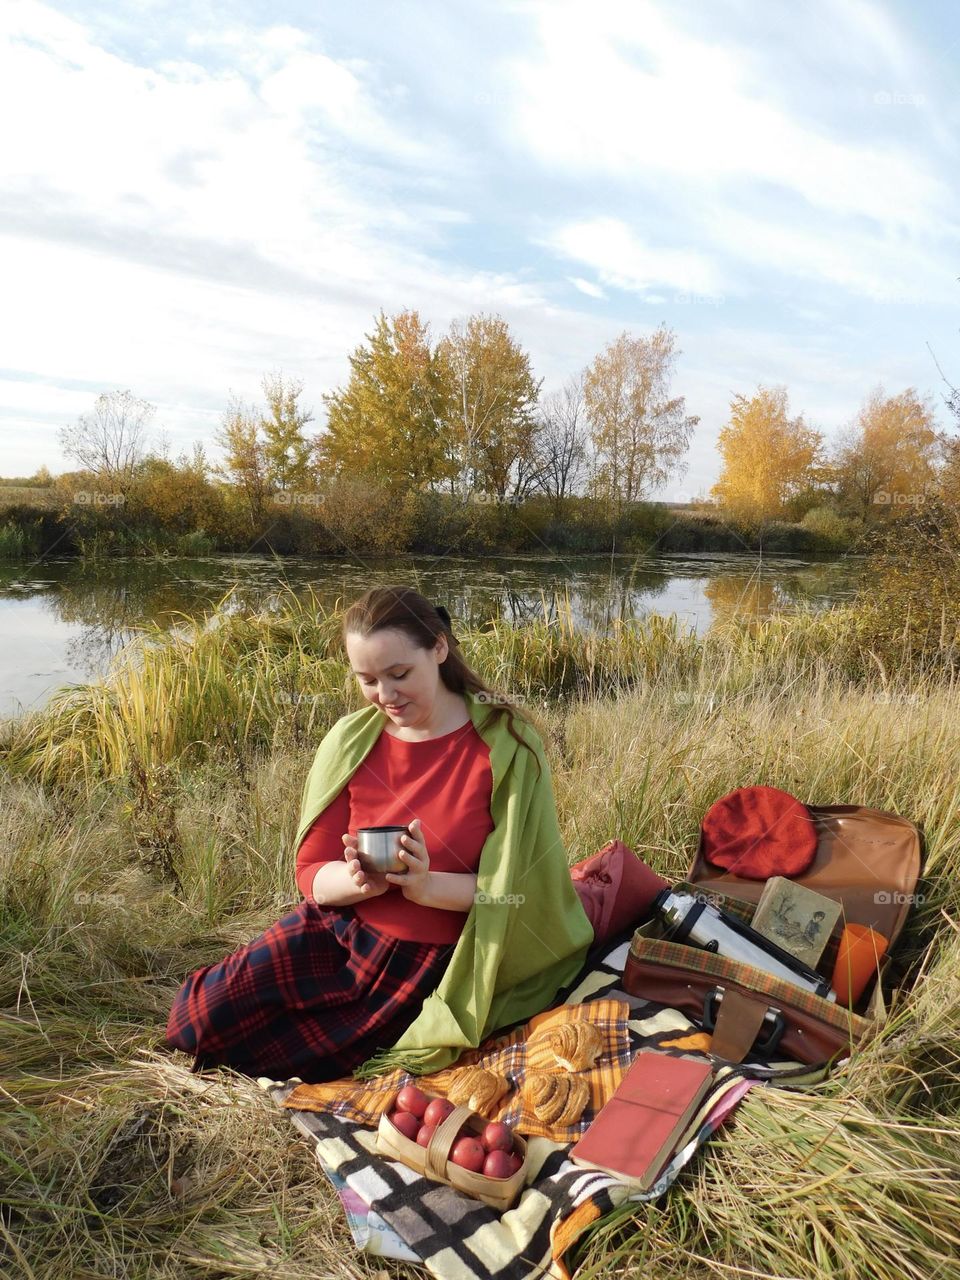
[505,1151,523,1176]
[449,1135,486,1173]
[423,1097,456,1128]
[388,1109,420,1141]
[416,1122,436,1148]
[481,1121,513,1154]
[482,1149,515,1179]
[396,1085,429,1118]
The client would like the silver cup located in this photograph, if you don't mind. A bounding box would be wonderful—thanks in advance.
[356,826,410,875]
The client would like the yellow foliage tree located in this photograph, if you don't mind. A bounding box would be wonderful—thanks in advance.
[319,310,453,491]
[215,395,269,531]
[435,314,541,500]
[711,386,824,523]
[833,386,940,521]
[584,325,697,512]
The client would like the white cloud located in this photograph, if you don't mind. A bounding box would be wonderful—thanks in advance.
[549,217,725,297]
[0,1,550,472]
[707,207,956,303]
[509,0,948,229]
[568,276,606,299]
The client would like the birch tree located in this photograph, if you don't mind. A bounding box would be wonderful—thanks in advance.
[584,325,697,511]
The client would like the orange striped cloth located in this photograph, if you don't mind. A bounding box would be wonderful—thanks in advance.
[282,997,633,1142]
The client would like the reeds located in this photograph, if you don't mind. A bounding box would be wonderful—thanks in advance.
[0,584,894,788]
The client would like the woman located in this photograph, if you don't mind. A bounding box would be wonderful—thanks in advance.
[165,585,594,1083]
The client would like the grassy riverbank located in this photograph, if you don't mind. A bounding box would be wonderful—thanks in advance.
[2,594,960,1278]
[0,478,858,559]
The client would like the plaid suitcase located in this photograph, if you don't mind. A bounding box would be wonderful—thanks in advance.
[623,804,922,1069]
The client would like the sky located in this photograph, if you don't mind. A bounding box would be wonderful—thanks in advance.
[1,0,957,500]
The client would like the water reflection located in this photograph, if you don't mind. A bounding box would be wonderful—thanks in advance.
[0,551,862,718]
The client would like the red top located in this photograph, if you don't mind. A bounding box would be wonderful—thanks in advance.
[295,719,494,944]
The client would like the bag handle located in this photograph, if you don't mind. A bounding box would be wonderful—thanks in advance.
[704,985,785,1061]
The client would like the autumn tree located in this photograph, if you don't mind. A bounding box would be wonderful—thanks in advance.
[261,373,314,492]
[711,385,823,523]
[215,394,269,530]
[134,453,221,534]
[436,314,541,499]
[583,325,697,512]
[832,387,940,521]
[533,375,590,509]
[319,310,452,490]
[59,389,155,492]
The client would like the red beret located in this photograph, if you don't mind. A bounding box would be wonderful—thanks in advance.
[701,786,817,880]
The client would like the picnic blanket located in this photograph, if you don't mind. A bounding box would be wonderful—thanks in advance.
[258,932,829,1280]
[278,995,635,1142]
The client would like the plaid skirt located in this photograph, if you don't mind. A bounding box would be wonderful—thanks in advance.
[164,900,456,1083]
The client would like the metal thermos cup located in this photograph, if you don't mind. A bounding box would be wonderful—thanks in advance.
[356,826,409,875]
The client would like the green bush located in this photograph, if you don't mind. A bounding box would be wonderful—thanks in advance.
[0,521,29,557]
[801,505,862,551]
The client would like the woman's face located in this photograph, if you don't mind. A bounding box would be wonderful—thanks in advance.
[345,626,449,729]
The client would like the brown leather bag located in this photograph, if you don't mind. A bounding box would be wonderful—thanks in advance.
[623,804,921,1069]
[688,804,922,954]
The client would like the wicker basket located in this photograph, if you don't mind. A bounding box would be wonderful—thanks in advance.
[375,1090,528,1212]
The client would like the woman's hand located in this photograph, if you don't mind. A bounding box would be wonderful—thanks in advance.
[387,818,431,904]
[342,831,391,898]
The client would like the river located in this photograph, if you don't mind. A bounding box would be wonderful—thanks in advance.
[0,550,862,718]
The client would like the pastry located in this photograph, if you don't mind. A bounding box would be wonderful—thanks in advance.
[541,1022,603,1072]
[524,1071,590,1127]
[447,1067,510,1116]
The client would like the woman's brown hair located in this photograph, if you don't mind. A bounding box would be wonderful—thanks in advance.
[341,585,542,779]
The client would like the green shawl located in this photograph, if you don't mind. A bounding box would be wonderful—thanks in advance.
[293,690,594,1078]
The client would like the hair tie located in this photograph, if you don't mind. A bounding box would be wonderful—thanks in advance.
[435,603,457,642]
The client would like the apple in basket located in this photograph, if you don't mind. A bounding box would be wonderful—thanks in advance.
[388,1110,421,1142]
[423,1097,456,1128]
[481,1122,513,1154]
[396,1085,429,1118]
[449,1135,486,1173]
[482,1149,515,1179]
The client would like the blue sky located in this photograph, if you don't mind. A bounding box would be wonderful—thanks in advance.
[1,0,957,499]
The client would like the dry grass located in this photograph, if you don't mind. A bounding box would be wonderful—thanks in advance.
[2,593,960,1278]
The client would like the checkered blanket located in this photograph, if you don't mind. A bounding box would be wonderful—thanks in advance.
[258,935,828,1280]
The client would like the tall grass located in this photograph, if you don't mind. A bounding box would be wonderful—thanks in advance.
[0,584,907,789]
[2,594,960,1277]
[0,520,39,558]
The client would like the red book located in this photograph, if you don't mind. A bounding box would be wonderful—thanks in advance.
[570,1053,716,1190]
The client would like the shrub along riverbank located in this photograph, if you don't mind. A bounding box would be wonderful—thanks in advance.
[0,477,860,559]
[2,594,960,1277]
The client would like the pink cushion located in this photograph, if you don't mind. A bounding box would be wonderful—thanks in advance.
[571,841,669,944]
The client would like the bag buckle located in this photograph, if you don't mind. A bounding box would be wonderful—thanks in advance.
[702,985,786,1055]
